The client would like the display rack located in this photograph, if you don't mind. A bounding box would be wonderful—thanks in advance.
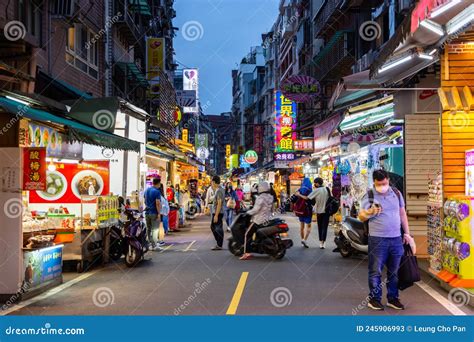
[427,173,443,272]
[63,195,119,272]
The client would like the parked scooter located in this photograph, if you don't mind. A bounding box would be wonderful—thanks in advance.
[186,198,201,220]
[109,224,124,261]
[334,216,368,257]
[228,212,293,259]
[122,209,148,267]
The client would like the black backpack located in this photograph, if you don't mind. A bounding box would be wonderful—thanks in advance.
[325,187,340,216]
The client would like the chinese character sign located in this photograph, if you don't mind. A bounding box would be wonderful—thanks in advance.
[226,145,231,157]
[23,147,46,191]
[275,91,297,153]
[183,69,199,113]
[195,134,208,149]
[254,124,264,153]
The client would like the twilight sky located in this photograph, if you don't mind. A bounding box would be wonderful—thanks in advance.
[173,0,279,115]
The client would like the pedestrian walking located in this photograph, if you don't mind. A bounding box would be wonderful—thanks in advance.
[176,184,186,227]
[235,184,245,213]
[308,178,331,249]
[358,169,411,311]
[224,183,238,231]
[269,183,278,211]
[205,184,215,216]
[143,177,162,251]
[294,178,314,248]
[210,176,225,250]
[160,193,170,238]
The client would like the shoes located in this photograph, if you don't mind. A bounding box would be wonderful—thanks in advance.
[387,298,405,310]
[319,242,325,249]
[155,246,163,251]
[239,253,253,260]
[149,246,156,251]
[226,227,231,232]
[368,299,384,311]
[211,246,223,251]
[301,240,309,248]
[158,241,166,246]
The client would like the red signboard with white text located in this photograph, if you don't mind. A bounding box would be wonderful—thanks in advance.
[29,160,110,203]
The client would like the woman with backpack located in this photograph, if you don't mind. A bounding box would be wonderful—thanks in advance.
[293,177,314,248]
[298,178,331,249]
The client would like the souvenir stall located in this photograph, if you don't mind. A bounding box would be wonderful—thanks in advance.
[334,96,403,219]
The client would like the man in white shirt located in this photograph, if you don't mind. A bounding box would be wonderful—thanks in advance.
[308,178,330,249]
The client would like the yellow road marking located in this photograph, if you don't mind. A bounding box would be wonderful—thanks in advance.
[226,272,249,315]
[159,244,174,253]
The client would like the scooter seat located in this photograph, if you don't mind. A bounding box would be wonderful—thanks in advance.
[256,226,280,238]
[344,217,368,245]
[262,218,283,227]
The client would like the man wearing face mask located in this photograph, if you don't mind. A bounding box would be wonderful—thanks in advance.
[359,169,411,311]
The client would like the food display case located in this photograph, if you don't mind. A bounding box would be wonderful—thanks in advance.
[62,195,119,272]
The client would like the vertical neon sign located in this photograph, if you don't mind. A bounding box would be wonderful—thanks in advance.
[275,90,297,152]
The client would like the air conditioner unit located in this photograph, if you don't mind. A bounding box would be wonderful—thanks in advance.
[51,0,76,17]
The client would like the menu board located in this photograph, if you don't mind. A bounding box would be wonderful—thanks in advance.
[26,123,82,160]
[29,160,110,203]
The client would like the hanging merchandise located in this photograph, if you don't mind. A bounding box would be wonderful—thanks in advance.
[427,173,443,272]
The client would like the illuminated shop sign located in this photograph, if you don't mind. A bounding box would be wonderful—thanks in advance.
[275,91,297,153]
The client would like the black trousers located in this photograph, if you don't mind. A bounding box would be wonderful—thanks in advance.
[210,213,224,247]
[317,212,330,242]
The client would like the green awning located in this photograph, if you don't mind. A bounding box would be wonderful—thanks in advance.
[128,0,151,16]
[52,78,93,99]
[339,103,394,132]
[334,89,377,109]
[0,96,140,152]
[115,62,148,87]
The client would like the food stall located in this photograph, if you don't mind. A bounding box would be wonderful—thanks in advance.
[0,94,142,302]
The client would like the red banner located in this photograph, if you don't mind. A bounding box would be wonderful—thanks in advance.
[29,160,110,203]
[23,147,47,191]
[254,124,264,153]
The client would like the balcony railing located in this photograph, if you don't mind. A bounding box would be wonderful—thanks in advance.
[113,0,145,49]
[313,30,355,81]
[313,0,344,38]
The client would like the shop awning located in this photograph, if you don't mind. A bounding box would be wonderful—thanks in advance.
[64,97,149,134]
[36,71,93,101]
[146,144,175,161]
[329,70,382,111]
[339,102,395,133]
[0,96,140,152]
[370,1,474,81]
[129,0,151,16]
[115,62,148,87]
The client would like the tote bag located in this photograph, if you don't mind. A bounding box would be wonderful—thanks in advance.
[398,244,421,290]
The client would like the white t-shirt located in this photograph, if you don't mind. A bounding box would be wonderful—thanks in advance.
[308,186,329,214]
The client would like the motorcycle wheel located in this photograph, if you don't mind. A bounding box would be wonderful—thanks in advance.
[272,249,286,260]
[339,239,353,258]
[109,242,123,261]
[228,238,244,256]
[125,246,141,267]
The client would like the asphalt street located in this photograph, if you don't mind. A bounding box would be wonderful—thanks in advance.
[3,214,473,316]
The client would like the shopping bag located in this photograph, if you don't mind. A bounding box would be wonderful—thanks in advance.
[227,198,236,209]
[398,244,421,290]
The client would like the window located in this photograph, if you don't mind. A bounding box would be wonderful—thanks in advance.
[66,24,99,79]
[18,0,42,42]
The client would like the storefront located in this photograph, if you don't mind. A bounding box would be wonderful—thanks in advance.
[0,94,142,301]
